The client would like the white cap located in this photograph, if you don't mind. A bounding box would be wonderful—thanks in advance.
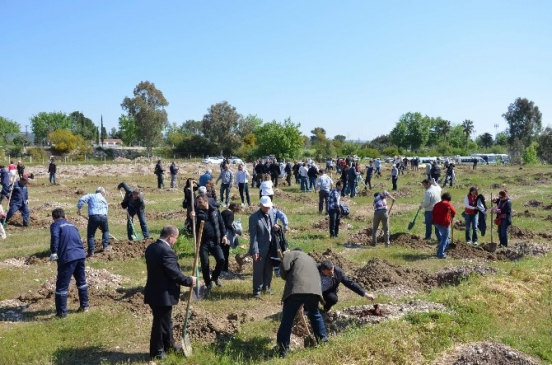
[198,186,207,194]
[259,196,273,208]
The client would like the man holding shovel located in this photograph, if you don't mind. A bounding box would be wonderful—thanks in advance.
[77,187,111,257]
[118,182,150,240]
[144,225,196,360]
[4,176,30,227]
[371,190,396,246]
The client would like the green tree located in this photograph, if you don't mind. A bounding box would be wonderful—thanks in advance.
[522,142,538,165]
[49,129,91,156]
[334,135,346,143]
[370,134,392,152]
[433,118,452,142]
[341,141,359,156]
[100,116,107,145]
[403,112,430,151]
[310,127,327,145]
[239,114,263,139]
[69,111,96,141]
[30,111,71,145]
[389,119,408,151]
[461,120,475,148]
[503,97,542,146]
[118,114,137,146]
[0,116,21,143]
[536,127,552,164]
[201,101,242,155]
[121,81,169,157]
[182,120,202,135]
[314,140,336,160]
[495,131,508,146]
[254,118,303,159]
[476,132,494,149]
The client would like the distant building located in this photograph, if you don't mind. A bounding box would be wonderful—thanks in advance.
[96,139,123,147]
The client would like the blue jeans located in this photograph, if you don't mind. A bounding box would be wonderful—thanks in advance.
[308,177,317,191]
[49,173,56,184]
[435,225,450,258]
[55,258,88,316]
[424,211,442,240]
[277,294,327,351]
[498,218,509,246]
[348,179,357,197]
[127,209,150,239]
[464,213,479,242]
[170,174,177,188]
[300,177,308,192]
[87,214,109,254]
[220,183,230,205]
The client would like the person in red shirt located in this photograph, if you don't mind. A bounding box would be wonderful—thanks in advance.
[432,192,456,259]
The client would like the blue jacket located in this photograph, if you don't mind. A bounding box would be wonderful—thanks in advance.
[10,181,28,206]
[0,168,9,188]
[50,218,86,264]
[199,172,212,187]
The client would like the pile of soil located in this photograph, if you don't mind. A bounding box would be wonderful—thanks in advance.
[352,258,436,292]
[390,188,413,198]
[349,227,429,249]
[509,225,552,239]
[312,217,352,231]
[173,307,240,344]
[7,212,51,228]
[309,249,361,274]
[433,341,542,365]
[433,265,498,287]
[514,210,536,218]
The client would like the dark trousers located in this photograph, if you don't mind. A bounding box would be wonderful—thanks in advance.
[220,183,230,205]
[156,175,164,189]
[222,244,230,271]
[252,251,273,295]
[127,209,150,239]
[365,175,372,189]
[271,174,279,187]
[199,241,225,286]
[318,190,329,213]
[87,214,109,254]
[238,183,251,205]
[6,202,29,226]
[149,305,174,358]
[276,294,327,350]
[328,208,340,237]
[55,258,88,316]
[392,176,398,190]
[322,290,338,311]
[498,219,509,246]
[286,173,291,186]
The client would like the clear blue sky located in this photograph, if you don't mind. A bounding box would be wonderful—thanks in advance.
[1,1,551,141]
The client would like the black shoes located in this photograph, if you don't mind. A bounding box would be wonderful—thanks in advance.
[214,278,223,287]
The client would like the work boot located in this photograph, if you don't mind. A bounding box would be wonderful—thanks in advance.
[77,306,89,313]
[103,245,112,252]
[214,278,223,287]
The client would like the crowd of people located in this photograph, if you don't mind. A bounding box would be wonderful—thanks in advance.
[0,155,517,361]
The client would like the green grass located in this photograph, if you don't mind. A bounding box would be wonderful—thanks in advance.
[1,163,551,364]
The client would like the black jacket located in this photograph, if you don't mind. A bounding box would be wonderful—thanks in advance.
[269,163,281,176]
[118,182,145,215]
[195,206,226,244]
[144,239,194,306]
[317,264,366,297]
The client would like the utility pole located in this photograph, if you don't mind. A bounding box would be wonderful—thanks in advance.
[493,123,499,137]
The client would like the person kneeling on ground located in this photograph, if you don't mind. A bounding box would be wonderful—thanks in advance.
[276,249,328,358]
[318,260,374,312]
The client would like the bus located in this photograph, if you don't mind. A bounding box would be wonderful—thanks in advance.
[455,156,486,165]
[470,153,510,165]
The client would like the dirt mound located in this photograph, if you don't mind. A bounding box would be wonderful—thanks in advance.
[391,188,413,198]
[146,210,187,221]
[352,258,436,292]
[514,210,535,218]
[447,241,551,261]
[309,249,361,274]
[523,200,544,207]
[433,265,498,287]
[18,267,124,304]
[173,307,240,344]
[7,212,51,228]
[312,217,352,231]
[274,189,317,204]
[349,227,428,249]
[433,341,542,365]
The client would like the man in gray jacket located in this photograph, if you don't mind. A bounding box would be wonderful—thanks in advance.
[276,249,328,357]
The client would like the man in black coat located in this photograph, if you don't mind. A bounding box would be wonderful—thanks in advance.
[144,225,196,360]
[318,260,374,312]
[269,159,281,187]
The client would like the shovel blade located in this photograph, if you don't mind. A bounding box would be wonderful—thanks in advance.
[407,221,415,230]
[181,333,192,357]
[192,285,206,301]
[304,335,317,348]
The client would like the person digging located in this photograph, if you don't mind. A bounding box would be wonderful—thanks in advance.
[318,260,375,312]
[118,182,150,240]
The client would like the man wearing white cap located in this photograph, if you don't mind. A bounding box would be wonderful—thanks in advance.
[249,196,289,298]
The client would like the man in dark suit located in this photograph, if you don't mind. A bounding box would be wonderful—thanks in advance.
[144,225,196,360]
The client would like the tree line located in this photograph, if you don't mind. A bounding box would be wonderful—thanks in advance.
[1,81,550,164]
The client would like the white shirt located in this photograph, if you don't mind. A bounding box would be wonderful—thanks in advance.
[317,174,333,192]
[299,166,308,177]
[236,169,249,184]
[260,181,274,196]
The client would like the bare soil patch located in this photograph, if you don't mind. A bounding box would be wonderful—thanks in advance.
[173,307,240,344]
[312,216,353,231]
[309,248,361,274]
[433,341,543,365]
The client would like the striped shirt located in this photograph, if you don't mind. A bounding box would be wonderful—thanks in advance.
[217,169,234,185]
[328,188,340,211]
[77,193,108,216]
[373,191,389,211]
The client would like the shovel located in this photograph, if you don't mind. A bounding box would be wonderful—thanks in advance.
[188,186,206,301]
[408,207,421,231]
[182,220,205,357]
[298,305,317,347]
[1,179,17,228]
[488,193,497,252]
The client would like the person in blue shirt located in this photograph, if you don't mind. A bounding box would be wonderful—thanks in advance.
[49,208,89,318]
[77,187,111,256]
[0,164,10,204]
[5,177,29,226]
[199,169,212,187]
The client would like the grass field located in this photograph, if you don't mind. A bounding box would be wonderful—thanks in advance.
[0,161,551,364]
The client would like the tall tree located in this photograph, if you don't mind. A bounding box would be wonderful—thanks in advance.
[433,118,452,142]
[118,114,138,146]
[201,101,242,155]
[0,116,20,143]
[239,114,263,138]
[121,81,169,157]
[310,127,327,145]
[69,111,96,141]
[30,111,72,145]
[254,118,303,159]
[402,112,430,151]
[100,115,106,145]
[182,120,202,135]
[476,132,494,148]
[389,119,408,151]
[536,127,552,164]
[502,97,542,146]
[461,120,475,148]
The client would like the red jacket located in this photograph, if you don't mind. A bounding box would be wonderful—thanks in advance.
[432,200,456,227]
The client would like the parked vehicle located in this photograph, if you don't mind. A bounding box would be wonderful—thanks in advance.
[454,156,486,165]
[202,156,224,164]
[470,153,509,165]
[230,156,244,165]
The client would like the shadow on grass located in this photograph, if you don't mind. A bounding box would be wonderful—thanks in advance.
[391,252,435,261]
[53,346,147,365]
[213,336,277,363]
[114,286,144,299]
